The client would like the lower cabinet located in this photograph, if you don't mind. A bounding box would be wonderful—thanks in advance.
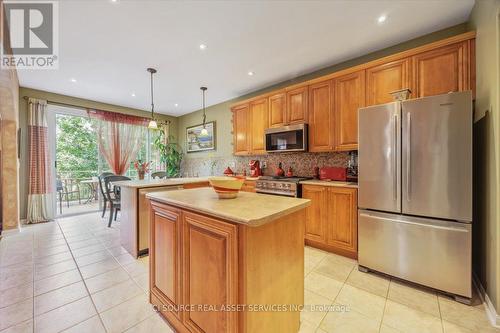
[302,184,358,259]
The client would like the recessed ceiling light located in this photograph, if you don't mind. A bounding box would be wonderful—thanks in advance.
[174,103,179,107]
[199,44,207,50]
[111,0,118,3]
[70,78,77,83]
[247,71,254,76]
[131,93,136,97]
[378,15,387,24]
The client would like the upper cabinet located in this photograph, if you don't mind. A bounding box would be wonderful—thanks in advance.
[334,70,365,151]
[366,58,411,106]
[249,98,268,154]
[268,91,286,128]
[412,41,469,98]
[231,98,268,155]
[286,86,308,125]
[308,80,334,152]
[232,104,250,155]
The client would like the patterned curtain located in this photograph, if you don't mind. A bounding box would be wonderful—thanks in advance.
[87,109,148,175]
[27,98,55,223]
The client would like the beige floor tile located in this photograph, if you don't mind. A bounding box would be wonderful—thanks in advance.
[107,246,128,257]
[68,238,101,250]
[298,319,319,333]
[305,247,328,266]
[320,305,380,333]
[91,279,143,312]
[379,324,402,333]
[79,258,120,279]
[387,279,440,317]
[0,283,33,308]
[304,271,343,301]
[0,319,33,333]
[33,251,73,267]
[335,284,385,322]
[34,281,88,315]
[74,251,114,267]
[34,297,97,333]
[34,269,81,296]
[0,253,33,268]
[442,320,475,333]
[33,245,69,258]
[34,259,77,281]
[438,295,497,332]
[382,299,443,333]
[132,273,149,293]
[61,315,106,333]
[123,261,148,277]
[0,298,33,331]
[115,253,137,266]
[124,314,174,333]
[313,255,355,283]
[85,266,130,294]
[71,244,106,258]
[301,290,332,327]
[345,267,390,298]
[100,294,155,333]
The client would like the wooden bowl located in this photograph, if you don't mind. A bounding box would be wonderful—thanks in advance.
[208,177,245,199]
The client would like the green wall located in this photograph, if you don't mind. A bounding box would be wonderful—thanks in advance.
[468,0,500,312]
[177,23,470,160]
[18,87,178,220]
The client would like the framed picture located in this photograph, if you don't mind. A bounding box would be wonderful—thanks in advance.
[186,121,216,153]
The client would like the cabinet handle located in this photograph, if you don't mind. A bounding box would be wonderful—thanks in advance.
[393,113,398,201]
[406,112,411,201]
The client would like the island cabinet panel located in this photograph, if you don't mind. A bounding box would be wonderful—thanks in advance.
[303,184,358,259]
[412,41,469,98]
[333,70,365,151]
[326,187,358,256]
[232,104,250,155]
[366,58,411,106]
[149,203,182,320]
[268,91,286,128]
[308,80,334,152]
[183,212,238,333]
[302,185,327,242]
[286,86,308,125]
[249,98,268,155]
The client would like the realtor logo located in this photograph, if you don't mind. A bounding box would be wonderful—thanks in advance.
[1,0,59,69]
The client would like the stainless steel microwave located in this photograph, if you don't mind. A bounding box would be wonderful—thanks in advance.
[265,124,308,153]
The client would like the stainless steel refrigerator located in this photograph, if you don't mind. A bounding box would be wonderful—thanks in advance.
[358,91,472,303]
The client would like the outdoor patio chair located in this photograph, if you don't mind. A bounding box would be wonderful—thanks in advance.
[151,171,167,179]
[103,175,130,227]
[98,172,114,217]
[56,178,81,214]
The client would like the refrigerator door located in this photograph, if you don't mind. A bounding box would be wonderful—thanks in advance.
[358,102,401,213]
[402,91,472,221]
[358,209,472,298]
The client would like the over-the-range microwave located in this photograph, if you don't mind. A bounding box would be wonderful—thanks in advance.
[265,124,308,153]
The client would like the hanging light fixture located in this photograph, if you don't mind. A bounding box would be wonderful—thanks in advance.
[147,67,158,129]
[200,86,209,136]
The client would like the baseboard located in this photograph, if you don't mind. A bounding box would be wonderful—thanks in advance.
[473,272,500,328]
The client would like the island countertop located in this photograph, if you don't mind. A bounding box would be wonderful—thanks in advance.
[146,187,310,226]
[113,177,210,188]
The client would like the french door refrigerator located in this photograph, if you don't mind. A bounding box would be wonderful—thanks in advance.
[358,91,472,303]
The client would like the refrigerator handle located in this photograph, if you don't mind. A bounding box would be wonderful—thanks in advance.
[393,113,398,201]
[406,112,411,201]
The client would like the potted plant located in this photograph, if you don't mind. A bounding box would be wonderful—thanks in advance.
[133,160,151,180]
[152,125,183,178]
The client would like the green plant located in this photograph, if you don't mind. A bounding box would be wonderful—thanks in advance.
[152,129,183,178]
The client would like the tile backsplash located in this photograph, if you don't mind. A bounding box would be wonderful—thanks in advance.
[180,151,356,177]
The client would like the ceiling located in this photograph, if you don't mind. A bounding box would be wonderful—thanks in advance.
[17,0,474,116]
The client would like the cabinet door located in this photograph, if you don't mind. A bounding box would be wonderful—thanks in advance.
[309,80,334,152]
[249,98,268,154]
[334,70,365,151]
[183,212,238,333]
[150,203,182,319]
[232,104,249,155]
[286,86,308,124]
[268,91,286,128]
[326,187,358,255]
[412,42,469,97]
[366,58,411,106]
[302,185,327,243]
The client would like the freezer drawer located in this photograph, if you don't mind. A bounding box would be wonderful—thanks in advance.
[358,209,471,298]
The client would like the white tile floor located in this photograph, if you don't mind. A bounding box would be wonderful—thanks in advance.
[0,212,498,333]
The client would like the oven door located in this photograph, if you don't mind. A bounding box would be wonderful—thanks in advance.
[265,124,307,152]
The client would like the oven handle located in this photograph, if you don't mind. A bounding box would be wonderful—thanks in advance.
[255,189,296,197]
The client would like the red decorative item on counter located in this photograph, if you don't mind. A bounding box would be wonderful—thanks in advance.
[286,167,293,177]
[276,162,285,177]
[319,167,347,181]
[223,166,234,176]
[249,160,261,177]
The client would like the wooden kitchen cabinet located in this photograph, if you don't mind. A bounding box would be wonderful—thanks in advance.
[412,41,469,98]
[308,80,334,152]
[268,91,286,128]
[249,98,268,154]
[232,104,250,155]
[303,184,358,259]
[333,70,365,151]
[286,86,308,125]
[366,58,411,105]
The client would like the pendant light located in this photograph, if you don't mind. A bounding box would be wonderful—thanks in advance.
[147,67,158,129]
[200,86,208,136]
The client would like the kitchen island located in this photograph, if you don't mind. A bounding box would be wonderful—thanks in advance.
[147,188,310,333]
[113,178,210,257]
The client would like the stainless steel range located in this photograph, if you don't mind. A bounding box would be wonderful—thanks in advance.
[255,176,312,197]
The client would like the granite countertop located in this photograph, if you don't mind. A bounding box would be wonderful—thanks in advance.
[146,187,310,227]
[299,179,358,188]
[113,177,210,188]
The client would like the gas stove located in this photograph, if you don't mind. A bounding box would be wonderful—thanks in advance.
[255,176,312,197]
